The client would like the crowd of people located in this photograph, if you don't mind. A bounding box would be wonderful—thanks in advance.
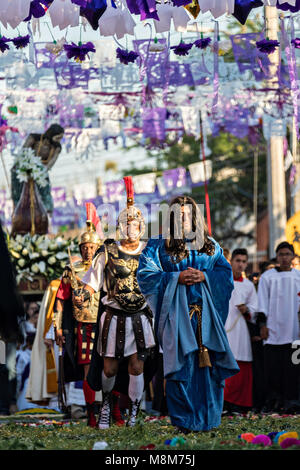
[0,184,300,434]
[223,243,300,415]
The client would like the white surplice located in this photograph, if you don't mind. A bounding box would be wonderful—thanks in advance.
[257,268,300,345]
[225,278,258,361]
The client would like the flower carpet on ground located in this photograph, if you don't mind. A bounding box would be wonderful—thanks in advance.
[0,412,299,450]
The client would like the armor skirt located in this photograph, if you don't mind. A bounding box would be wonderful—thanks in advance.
[97,306,156,361]
[76,321,97,365]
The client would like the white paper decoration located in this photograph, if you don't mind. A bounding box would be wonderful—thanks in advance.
[188,160,213,183]
[0,0,31,29]
[180,107,200,140]
[48,0,80,30]
[198,0,234,18]
[98,1,136,39]
[132,173,157,194]
[153,3,190,34]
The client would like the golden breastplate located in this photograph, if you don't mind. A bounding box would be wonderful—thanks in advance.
[69,261,99,323]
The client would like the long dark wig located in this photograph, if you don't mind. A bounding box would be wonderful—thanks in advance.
[164,195,215,263]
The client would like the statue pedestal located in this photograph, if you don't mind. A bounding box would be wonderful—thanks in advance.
[11,178,48,236]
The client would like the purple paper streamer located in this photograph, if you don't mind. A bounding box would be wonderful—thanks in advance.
[142,107,166,141]
[212,21,219,115]
[282,17,299,139]
[163,32,171,106]
[289,163,297,185]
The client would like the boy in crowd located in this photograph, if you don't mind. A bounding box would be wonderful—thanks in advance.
[224,248,258,413]
[257,242,300,414]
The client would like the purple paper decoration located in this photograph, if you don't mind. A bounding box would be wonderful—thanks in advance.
[248,126,260,146]
[231,32,271,80]
[0,37,10,53]
[212,22,219,115]
[169,63,194,87]
[233,0,263,25]
[194,37,212,50]
[59,103,84,128]
[64,41,96,61]
[51,187,67,205]
[104,179,124,203]
[282,18,300,139]
[277,0,300,12]
[72,0,89,6]
[24,0,50,21]
[79,0,107,30]
[256,39,280,54]
[52,205,78,226]
[33,42,65,69]
[116,48,139,65]
[54,62,90,89]
[291,38,300,48]
[142,107,166,142]
[133,38,169,89]
[171,42,193,56]
[125,0,159,20]
[12,35,31,49]
[172,0,190,5]
[163,167,187,191]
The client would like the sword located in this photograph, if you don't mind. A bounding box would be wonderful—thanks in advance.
[67,247,80,291]
[58,345,67,412]
[67,247,87,309]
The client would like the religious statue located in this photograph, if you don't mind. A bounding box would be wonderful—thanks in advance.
[11,123,64,214]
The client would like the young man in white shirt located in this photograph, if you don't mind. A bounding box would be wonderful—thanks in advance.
[224,248,258,413]
[257,241,300,414]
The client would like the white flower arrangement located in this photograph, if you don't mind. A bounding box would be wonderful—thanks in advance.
[7,233,79,284]
[14,148,48,188]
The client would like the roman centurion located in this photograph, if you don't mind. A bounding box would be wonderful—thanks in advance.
[75,177,156,429]
[53,202,103,427]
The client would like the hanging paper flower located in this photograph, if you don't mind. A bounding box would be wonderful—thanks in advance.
[64,41,96,62]
[171,41,193,56]
[291,38,300,48]
[12,35,31,49]
[0,36,10,53]
[194,37,211,50]
[256,39,279,54]
[45,38,66,56]
[116,47,139,65]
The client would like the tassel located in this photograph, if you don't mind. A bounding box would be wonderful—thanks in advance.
[190,304,212,369]
[123,176,134,206]
[198,346,212,368]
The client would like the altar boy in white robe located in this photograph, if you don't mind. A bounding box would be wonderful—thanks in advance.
[224,248,258,412]
[257,241,300,414]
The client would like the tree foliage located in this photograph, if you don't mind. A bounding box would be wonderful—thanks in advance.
[122,129,267,247]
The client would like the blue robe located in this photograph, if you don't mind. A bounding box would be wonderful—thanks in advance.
[137,237,239,431]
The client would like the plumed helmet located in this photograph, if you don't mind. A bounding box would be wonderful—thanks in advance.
[79,202,103,247]
[118,176,145,239]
